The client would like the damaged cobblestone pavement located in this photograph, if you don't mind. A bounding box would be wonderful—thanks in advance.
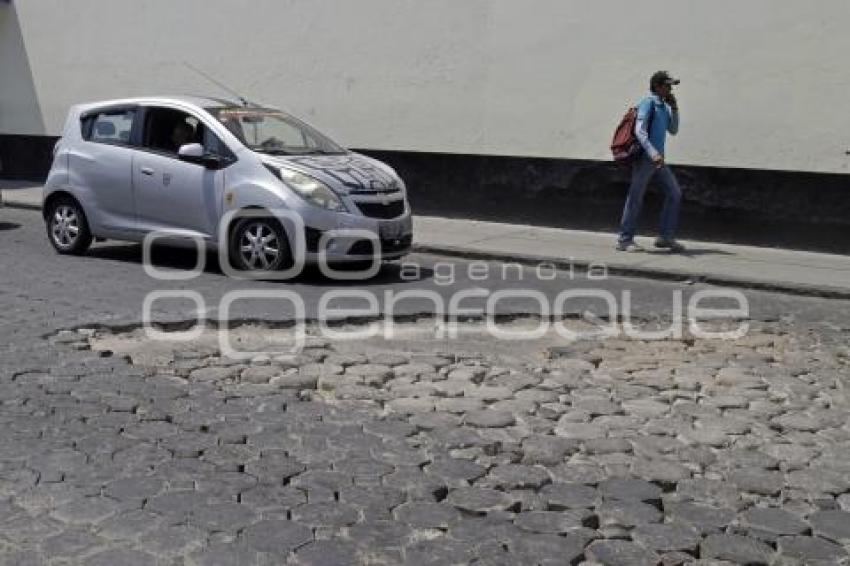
[1,316,849,566]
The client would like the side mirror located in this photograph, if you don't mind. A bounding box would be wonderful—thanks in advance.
[178,143,225,169]
[177,143,205,161]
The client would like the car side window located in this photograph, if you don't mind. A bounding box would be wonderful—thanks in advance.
[142,107,205,156]
[82,109,136,145]
[138,106,236,166]
[203,127,232,160]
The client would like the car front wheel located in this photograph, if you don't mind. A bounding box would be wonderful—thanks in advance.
[229,216,291,272]
[46,198,92,255]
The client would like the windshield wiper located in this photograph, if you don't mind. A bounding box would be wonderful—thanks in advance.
[297,149,345,155]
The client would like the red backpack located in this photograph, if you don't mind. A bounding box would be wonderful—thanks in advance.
[610,107,640,165]
[610,103,654,165]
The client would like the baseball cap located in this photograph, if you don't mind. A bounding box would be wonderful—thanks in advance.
[650,71,680,88]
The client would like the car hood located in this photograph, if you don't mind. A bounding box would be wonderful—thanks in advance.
[259,152,400,195]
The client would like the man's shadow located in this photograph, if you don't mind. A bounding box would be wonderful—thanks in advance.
[644,247,735,259]
[0,222,21,231]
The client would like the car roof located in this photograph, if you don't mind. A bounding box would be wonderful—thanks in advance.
[75,95,256,112]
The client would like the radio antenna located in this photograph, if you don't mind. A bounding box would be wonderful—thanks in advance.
[182,62,254,107]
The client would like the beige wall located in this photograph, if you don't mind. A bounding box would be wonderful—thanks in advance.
[0,5,45,135]
[5,0,850,174]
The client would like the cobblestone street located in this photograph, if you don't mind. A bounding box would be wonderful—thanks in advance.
[2,208,850,564]
[1,315,849,565]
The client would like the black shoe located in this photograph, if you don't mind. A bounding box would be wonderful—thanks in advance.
[654,238,685,253]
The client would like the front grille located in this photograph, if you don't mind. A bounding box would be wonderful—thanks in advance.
[348,234,412,256]
[355,199,405,219]
[348,186,402,196]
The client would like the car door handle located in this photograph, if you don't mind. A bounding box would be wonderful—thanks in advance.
[140,167,154,176]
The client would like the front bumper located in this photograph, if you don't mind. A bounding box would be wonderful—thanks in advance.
[303,227,412,262]
[289,207,413,262]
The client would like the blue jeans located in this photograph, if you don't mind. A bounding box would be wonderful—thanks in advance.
[618,154,682,243]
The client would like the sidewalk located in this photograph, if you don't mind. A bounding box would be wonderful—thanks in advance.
[0,181,41,209]
[414,217,850,298]
[4,182,850,297]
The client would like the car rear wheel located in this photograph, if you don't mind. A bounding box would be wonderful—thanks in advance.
[46,198,92,255]
[229,216,291,272]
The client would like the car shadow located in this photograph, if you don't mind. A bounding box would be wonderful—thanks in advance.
[0,222,21,231]
[85,243,434,285]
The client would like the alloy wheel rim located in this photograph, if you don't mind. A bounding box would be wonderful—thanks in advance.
[239,222,280,270]
[51,205,80,248]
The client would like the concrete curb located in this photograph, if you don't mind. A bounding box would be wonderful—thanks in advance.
[0,189,42,211]
[413,243,850,300]
[2,199,41,212]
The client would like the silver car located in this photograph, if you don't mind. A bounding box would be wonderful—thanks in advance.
[43,96,412,271]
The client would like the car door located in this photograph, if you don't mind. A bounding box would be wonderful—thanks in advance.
[72,107,138,235]
[132,106,228,240]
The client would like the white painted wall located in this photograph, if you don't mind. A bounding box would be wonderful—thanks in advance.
[0,5,45,135]
[5,0,850,173]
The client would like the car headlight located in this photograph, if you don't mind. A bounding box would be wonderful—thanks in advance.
[269,166,345,212]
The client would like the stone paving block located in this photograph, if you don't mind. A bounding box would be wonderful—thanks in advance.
[446,487,519,514]
[291,539,361,566]
[554,421,606,441]
[727,469,785,496]
[483,464,551,490]
[700,533,775,564]
[513,509,590,534]
[597,500,662,527]
[598,477,663,502]
[242,519,314,554]
[95,509,163,542]
[41,529,107,561]
[509,533,588,565]
[393,501,460,529]
[585,539,659,566]
[189,502,259,532]
[665,502,736,534]
[807,509,850,544]
[291,502,360,528]
[186,542,261,566]
[737,506,810,540]
[464,409,516,428]
[139,524,207,558]
[424,458,487,485]
[539,483,600,510]
[83,548,158,566]
[631,522,701,553]
[776,535,849,562]
[50,496,124,526]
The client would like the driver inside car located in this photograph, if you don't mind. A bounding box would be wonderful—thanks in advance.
[169,121,195,152]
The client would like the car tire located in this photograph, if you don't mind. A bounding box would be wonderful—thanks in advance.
[46,197,93,255]
[229,216,291,272]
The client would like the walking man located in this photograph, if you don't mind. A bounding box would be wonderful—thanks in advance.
[617,71,684,252]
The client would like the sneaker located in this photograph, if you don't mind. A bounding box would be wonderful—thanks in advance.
[616,241,644,252]
[654,238,686,253]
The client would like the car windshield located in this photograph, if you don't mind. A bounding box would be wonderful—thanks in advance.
[206,107,346,155]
